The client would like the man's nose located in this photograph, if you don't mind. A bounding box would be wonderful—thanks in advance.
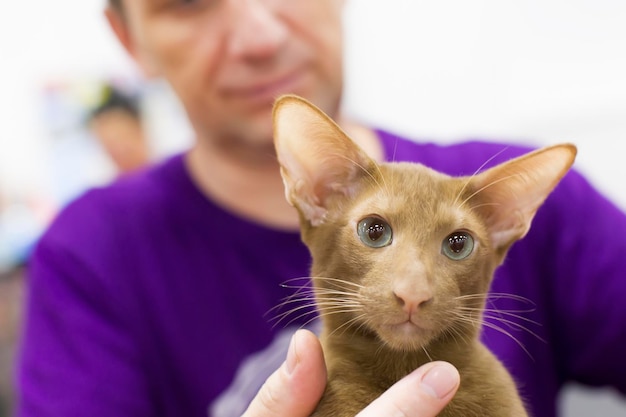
[227,0,289,61]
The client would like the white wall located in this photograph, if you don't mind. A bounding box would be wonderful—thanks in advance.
[342,0,626,211]
[0,1,136,196]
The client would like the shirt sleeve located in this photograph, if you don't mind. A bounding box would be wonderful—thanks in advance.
[15,214,153,416]
[548,171,626,393]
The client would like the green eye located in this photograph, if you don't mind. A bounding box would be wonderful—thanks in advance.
[357,216,393,248]
[442,231,474,260]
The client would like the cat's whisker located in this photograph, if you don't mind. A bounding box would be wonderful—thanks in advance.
[276,287,361,308]
[289,276,366,296]
[274,288,312,304]
[295,315,321,331]
[457,173,523,209]
[266,295,361,319]
[484,306,538,322]
[454,300,544,338]
[391,139,399,163]
[269,293,359,323]
[279,276,315,285]
[451,311,535,360]
[279,275,365,291]
[480,321,535,361]
[308,275,366,288]
[442,321,473,348]
[486,293,536,305]
[311,295,362,308]
[268,301,319,326]
[316,307,363,318]
[354,317,372,336]
[452,292,543,347]
[455,292,536,307]
[481,314,545,343]
[271,307,319,329]
[268,305,314,325]
[315,291,363,304]
[334,152,392,201]
[313,309,365,333]
[273,302,362,330]
[316,302,363,312]
[334,153,390,198]
[468,202,502,211]
[421,346,433,362]
[372,160,392,200]
[271,283,315,309]
[268,276,365,322]
[314,293,362,304]
[277,277,314,293]
[456,306,544,341]
[373,339,389,358]
[265,296,316,319]
[329,313,368,338]
[460,307,541,326]
[315,287,362,297]
[452,147,510,208]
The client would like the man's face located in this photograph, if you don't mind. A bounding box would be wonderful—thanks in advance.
[113,0,344,148]
[90,110,148,173]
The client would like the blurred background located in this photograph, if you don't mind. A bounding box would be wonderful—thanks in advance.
[1,0,625,415]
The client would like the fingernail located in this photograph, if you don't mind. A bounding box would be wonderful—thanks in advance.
[420,362,459,399]
[285,331,299,375]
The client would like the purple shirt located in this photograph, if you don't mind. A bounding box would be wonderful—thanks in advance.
[16,131,626,416]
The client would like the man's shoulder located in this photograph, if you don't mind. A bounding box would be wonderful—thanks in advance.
[374,129,597,211]
[39,154,189,249]
[376,129,533,176]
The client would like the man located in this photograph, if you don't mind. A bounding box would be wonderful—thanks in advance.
[88,85,150,175]
[16,1,626,416]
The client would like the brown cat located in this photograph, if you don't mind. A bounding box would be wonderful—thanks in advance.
[272,94,576,417]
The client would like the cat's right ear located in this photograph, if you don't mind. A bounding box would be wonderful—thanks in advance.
[273,95,377,226]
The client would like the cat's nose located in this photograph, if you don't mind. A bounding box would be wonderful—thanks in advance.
[393,284,433,314]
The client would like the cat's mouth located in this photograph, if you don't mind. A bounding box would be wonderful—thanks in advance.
[375,319,436,350]
[387,319,429,335]
[389,321,424,337]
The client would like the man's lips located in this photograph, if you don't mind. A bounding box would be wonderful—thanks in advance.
[222,68,307,101]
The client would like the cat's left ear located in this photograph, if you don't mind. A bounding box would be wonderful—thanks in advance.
[468,144,577,251]
[273,95,378,226]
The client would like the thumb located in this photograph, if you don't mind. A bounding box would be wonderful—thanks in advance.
[357,361,460,417]
[242,329,327,417]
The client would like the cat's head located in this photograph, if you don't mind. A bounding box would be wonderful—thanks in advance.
[273,95,576,352]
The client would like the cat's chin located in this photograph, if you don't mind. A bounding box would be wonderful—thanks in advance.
[375,322,434,351]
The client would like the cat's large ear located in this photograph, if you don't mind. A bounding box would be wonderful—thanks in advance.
[467,144,576,252]
[273,95,377,226]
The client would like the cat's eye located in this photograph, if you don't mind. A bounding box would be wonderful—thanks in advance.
[357,216,393,248]
[442,231,474,260]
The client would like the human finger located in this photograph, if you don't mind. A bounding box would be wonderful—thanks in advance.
[241,329,327,417]
[357,361,460,417]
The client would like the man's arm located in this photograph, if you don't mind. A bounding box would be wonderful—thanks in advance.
[15,226,153,416]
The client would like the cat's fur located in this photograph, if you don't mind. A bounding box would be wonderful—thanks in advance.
[272,95,576,417]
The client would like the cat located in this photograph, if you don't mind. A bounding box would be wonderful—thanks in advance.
[272,94,576,417]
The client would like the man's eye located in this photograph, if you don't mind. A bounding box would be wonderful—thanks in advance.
[162,0,213,11]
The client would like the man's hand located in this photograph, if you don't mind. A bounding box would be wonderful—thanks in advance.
[242,329,460,417]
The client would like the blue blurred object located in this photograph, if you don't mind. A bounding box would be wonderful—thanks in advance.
[0,200,42,274]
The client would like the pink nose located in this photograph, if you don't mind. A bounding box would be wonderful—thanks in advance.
[393,285,433,314]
